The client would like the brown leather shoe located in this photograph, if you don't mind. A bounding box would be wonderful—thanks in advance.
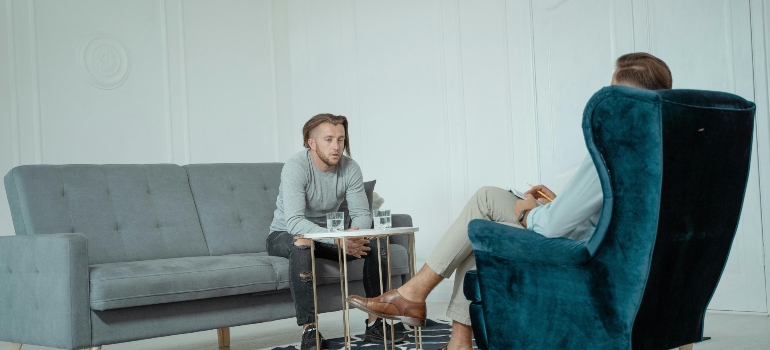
[347,290,427,327]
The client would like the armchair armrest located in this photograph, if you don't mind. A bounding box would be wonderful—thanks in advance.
[466,220,621,349]
[0,233,91,349]
[468,219,589,266]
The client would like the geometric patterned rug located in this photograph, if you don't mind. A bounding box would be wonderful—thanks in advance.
[264,319,478,350]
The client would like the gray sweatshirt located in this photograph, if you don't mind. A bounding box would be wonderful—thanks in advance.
[269,149,371,235]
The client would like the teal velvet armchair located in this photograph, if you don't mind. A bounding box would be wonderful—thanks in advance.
[464,85,756,349]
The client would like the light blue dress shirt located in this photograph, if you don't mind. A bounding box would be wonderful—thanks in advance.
[527,155,603,241]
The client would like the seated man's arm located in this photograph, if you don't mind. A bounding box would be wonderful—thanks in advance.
[527,155,603,239]
[281,161,327,235]
[345,161,372,229]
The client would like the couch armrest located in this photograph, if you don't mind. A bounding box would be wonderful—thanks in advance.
[389,214,413,248]
[468,219,589,266]
[0,233,91,349]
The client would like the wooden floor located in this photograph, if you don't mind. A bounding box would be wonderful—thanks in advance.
[2,303,769,349]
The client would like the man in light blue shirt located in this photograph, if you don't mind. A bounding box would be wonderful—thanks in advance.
[348,53,674,350]
[519,155,602,241]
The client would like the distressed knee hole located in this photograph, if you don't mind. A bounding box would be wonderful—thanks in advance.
[299,272,313,282]
[294,238,312,247]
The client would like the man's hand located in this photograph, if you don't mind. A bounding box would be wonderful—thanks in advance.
[334,226,371,258]
[525,184,557,205]
[514,193,539,228]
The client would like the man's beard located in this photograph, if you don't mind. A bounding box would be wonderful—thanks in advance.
[317,151,340,167]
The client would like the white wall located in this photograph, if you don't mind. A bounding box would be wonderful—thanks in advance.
[0,0,294,236]
[2,0,769,312]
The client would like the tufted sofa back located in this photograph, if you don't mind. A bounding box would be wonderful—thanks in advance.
[184,163,283,255]
[4,164,210,264]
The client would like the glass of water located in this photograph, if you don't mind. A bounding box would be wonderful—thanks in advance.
[326,212,345,232]
[373,209,392,230]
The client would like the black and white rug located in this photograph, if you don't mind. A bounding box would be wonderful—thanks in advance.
[264,318,477,350]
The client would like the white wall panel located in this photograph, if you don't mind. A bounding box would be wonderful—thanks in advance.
[183,0,279,163]
[531,0,634,192]
[304,1,346,116]
[33,1,169,164]
[163,0,191,164]
[439,0,472,219]
[271,0,295,161]
[457,0,517,192]
[11,0,41,166]
[350,0,451,257]
[286,0,312,153]
[0,0,16,236]
[506,0,542,191]
[752,0,770,316]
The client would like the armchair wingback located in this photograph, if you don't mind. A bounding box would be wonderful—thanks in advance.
[464,85,756,349]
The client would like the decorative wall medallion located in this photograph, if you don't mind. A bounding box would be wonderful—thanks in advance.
[78,33,131,89]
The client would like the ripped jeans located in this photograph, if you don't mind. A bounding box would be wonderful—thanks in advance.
[266,231,388,326]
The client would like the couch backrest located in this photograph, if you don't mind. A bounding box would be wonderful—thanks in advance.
[184,163,283,255]
[4,164,210,264]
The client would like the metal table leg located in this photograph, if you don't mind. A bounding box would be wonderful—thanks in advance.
[376,236,388,350]
[342,238,351,350]
[311,240,320,350]
[386,237,396,350]
[337,241,347,348]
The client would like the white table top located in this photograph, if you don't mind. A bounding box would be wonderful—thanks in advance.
[302,226,419,240]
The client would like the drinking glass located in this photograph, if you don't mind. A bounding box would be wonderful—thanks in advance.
[326,212,345,232]
[373,209,392,230]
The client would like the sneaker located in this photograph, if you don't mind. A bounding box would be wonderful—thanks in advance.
[301,324,329,350]
[364,318,408,344]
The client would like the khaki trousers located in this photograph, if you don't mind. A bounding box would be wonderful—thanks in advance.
[425,186,522,325]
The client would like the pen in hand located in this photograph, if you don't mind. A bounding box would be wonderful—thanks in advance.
[527,183,554,203]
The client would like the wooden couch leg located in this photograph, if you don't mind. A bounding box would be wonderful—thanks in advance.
[8,343,22,350]
[217,327,230,348]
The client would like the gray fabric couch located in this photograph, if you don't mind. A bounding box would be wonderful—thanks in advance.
[1,163,412,350]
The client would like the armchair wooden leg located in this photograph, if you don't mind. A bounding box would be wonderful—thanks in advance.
[8,343,22,350]
[217,327,230,348]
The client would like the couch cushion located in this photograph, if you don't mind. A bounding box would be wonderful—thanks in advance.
[89,244,411,311]
[4,164,210,264]
[89,253,289,311]
[184,163,283,255]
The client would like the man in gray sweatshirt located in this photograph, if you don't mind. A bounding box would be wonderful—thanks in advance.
[267,113,405,350]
